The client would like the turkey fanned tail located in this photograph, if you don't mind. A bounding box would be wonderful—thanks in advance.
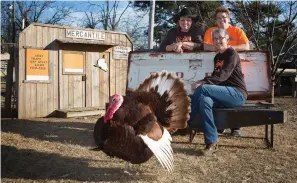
[136,70,191,130]
[138,128,173,172]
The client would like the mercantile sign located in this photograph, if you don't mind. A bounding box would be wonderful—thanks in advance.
[65,29,105,41]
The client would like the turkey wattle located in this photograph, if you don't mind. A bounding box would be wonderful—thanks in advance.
[93,70,191,173]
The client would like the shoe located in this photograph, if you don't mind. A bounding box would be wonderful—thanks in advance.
[231,129,241,137]
[217,129,225,134]
[200,143,218,156]
[218,129,230,134]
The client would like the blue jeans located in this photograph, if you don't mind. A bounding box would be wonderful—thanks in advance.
[189,85,246,144]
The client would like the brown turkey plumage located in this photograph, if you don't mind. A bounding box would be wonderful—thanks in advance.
[93,70,191,173]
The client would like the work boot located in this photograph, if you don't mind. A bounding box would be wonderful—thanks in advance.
[200,143,218,156]
[231,129,241,137]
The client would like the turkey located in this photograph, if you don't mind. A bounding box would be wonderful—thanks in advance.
[93,70,191,173]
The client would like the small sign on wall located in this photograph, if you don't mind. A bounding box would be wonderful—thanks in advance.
[113,46,131,60]
[26,49,49,81]
[63,52,84,74]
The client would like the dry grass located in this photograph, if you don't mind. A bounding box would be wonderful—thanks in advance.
[1,97,297,183]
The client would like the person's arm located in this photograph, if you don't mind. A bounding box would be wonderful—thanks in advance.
[190,26,204,51]
[182,42,200,51]
[203,43,216,51]
[203,49,239,84]
[159,29,174,51]
[159,28,183,53]
[232,28,250,51]
[167,42,183,53]
[203,28,217,51]
[166,44,175,51]
[180,26,204,51]
[159,37,170,52]
[191,80,206,90]
[232,42,250,51]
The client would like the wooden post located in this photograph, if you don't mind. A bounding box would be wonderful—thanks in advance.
[293,75,297,98]
[148,0,155,49]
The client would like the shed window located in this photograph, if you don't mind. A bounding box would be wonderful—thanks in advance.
[63,51,85,75]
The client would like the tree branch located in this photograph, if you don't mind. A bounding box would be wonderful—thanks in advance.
[114,2,131,28]
[242,1,259,49]
[273,37,297,77]
[272,1,296,75]
[35,1,53,21]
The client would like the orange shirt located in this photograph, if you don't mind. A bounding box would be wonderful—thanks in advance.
[204,26,249,46]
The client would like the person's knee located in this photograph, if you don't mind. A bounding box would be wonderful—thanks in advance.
[192,87,202,98]
[192,85,207,99]
[197,85,207,93]
[199,96,213,108]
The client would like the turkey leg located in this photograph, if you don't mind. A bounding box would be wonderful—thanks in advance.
[123,162,132,175]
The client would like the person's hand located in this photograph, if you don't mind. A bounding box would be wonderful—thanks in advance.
[191,80,205,90]
[166,42,183,53]
[173,42,183,53]
[182,42,195,51]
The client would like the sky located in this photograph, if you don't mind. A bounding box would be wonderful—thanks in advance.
[50,1,151,47]
[2,0,150,47]
[50,1,150,30]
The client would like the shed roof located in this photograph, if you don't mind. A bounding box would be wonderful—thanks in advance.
[22,23,133,46]
[55,38,117,46]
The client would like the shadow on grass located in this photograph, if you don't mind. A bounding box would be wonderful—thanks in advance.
[173,147,201,156]
[1,118,96,147]
[1,145,157,182]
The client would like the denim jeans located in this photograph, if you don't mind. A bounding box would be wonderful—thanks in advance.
[189,85,246,144]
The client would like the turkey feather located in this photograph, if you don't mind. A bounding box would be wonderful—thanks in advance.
[139,128,173,172]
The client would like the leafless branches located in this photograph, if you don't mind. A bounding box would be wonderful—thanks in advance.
[227,0,297,82]
[86,1,132,31]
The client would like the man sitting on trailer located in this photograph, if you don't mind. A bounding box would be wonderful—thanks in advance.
[189,28,248,156]
[204,6,251,136]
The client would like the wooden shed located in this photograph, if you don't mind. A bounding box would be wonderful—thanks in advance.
[17,23,132,119]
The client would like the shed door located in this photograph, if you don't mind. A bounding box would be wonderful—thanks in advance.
[59,51,86,109]
[85,52,110,108]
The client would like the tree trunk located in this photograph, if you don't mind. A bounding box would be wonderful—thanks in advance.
[293,75,297,98]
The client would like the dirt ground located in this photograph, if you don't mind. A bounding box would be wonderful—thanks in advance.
[1,97,297,183]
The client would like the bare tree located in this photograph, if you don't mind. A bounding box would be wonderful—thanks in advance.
[269,1,297,79]
[0,1,74,112]
[13,1,73,31]
[119,10,149,49]
[184,1,221,28]
[82,12,101,29]
[87,1,132,31]
[227,0,297,83]
[1,1,74,42]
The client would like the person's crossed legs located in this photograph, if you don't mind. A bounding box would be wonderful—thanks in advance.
[189,85,245,155]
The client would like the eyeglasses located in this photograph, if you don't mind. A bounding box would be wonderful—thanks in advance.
[216,16,228,20]
[213,37,226,41]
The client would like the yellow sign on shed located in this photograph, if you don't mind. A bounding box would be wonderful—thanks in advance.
[26,49,49,81]
[63,52,84,74]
